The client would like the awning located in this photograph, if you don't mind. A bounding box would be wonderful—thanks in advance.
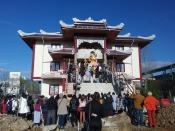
[106,49,131,60]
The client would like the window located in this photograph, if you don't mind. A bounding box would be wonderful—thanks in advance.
[116,63,125,72]
[49,85,59,95]
[51,43,63,50]
[115,45,124,50]
[50,61,60,71]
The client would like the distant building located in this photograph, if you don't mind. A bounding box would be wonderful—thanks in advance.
[18,17,155,97]
[142,63,175,80]
[8,72,21,94]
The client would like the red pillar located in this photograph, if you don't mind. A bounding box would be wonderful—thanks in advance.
[104,38,107,65]
[31,43,35,80]
[74,36,77,65]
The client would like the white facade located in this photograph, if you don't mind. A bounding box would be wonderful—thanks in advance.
[33,42,141,79]
[33,43,52,78]
[123,46,141,79]
[31,40,141,97]
[18,18,155,97]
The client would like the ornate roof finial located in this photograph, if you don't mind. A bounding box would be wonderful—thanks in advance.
[118,33,131,37]
[17,30,37,36]
[72,17,106,23]
[88,17,91,19]
[17,30,25,36]
[137,34,156,40]
[40,29,61,35]
[108,23,125,29]
[59,20,74,28]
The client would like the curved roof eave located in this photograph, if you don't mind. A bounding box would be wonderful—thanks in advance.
[18,30,64,49]
[116,34,156,48]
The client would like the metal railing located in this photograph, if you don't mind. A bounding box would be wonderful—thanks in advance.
[111,71,134,94]
[42,70,68,79]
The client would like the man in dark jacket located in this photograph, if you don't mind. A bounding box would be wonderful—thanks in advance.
[86,92,104,131]
[69,95,79,127]
[46,94,57,125]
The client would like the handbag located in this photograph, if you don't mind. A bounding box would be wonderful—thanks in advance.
[89,116,102,129]
[88,103,102,131]
[76,106,80,112]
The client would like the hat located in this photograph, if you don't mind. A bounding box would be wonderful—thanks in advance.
[148,91,152,96]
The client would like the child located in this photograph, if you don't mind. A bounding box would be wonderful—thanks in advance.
[33,99,43,126]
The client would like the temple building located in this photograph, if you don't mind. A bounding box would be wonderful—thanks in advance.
[18,17,155,97]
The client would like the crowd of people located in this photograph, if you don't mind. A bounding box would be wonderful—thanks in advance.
[68,62,113,84]
[0,89,163,130]
[67,51,113,84]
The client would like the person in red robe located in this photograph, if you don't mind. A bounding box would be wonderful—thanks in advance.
[144,91,159,128]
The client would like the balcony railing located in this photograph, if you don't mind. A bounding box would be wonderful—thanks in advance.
[106,49,131,57]
[42,70,67,79]
[109,47,132,54]
[48,46,74,54]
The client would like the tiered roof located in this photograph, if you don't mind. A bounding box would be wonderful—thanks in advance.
[18,17,155,48]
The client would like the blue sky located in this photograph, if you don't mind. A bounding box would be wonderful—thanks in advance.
[0,0,175,77]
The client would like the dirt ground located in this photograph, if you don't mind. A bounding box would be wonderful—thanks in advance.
[102,112,170,131]
[0,112,173,131]
[0,114,42,131]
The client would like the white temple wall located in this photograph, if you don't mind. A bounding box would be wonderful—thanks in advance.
[42,43,53,74]
[41,82,50,98]
[33,44,44,77]
[123,46,132,77]
[33,42,53,77]
[33,41,73,77]
[33,40,141,97]
[123,45,140,79]
[33,41,141,79]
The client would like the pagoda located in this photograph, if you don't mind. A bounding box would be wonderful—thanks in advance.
[18,17,155,97]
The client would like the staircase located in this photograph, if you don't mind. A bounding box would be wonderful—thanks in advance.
[79,83,114,95]
[66,72,135,95]
[112,72,135,95]
[67,83,74,94]
[67,82,114,95]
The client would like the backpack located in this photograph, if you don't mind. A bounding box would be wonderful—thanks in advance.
[71,98,77,110]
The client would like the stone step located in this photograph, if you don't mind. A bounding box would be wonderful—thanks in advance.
[67,82,134,95]
[79,83,114,95]
[67,83,74,94]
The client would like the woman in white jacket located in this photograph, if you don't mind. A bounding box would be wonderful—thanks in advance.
[57,93,68,129]
[12,95,18,115]
[18,93,30,118]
